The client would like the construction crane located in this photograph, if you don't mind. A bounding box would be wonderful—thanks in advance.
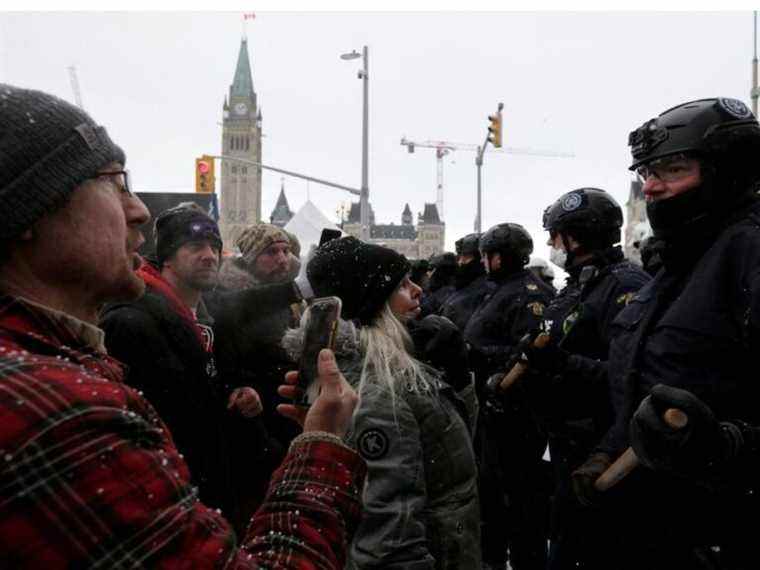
[67,65,84,110]
[400,137,573,223]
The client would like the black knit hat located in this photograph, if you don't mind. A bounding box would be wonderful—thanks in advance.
[0,83,126,240]
[154,205,223,267]
[307,236,411,325]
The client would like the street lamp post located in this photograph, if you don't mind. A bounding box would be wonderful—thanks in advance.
[752,11,758,117]
[341,46,370,240]
[475,146,483,233]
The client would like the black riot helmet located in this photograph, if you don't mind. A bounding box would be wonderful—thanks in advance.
[629,98,759,171]
[479,223,533,268]
[429,252,457,271]
[542,188,623,250]
[628,98,760,239]
[455,233,481,257]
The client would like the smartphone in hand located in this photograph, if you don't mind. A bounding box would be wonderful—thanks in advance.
[297,296,342,406]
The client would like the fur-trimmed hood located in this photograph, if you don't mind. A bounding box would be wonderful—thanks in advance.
[217,255,302,292]
[217,257,257,291]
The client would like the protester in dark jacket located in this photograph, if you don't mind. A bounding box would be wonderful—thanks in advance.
[212,225,305,454]
[100,206,262,523]
[208,223,307,522]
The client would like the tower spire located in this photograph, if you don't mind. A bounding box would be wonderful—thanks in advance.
[230,38,255,99]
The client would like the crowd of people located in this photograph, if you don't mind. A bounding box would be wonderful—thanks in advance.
[1,82,760,570]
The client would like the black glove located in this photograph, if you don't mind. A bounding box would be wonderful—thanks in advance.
[522,341,568,376]
[408,315,470,390]
[483,388,506,415]
[630,383,748,476]
[571,452,611,507]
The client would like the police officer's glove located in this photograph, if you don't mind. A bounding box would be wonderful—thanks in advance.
[522,341,568,376]
[483,389,506,415]
[408,315,471,391]
[630,384,751,477]
[571,452,611,507]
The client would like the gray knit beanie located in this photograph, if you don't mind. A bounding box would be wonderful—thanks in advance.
[0,83,126,240]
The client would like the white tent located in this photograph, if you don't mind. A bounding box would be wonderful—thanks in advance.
[284,200,343,259]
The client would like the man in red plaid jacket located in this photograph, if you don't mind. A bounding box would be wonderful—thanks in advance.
[0,83,365,568]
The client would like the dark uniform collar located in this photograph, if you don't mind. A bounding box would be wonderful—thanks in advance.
[487,267,528,284]
[566,246,625,285]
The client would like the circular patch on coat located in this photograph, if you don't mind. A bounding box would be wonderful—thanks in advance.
[357,428,389,460]
[718,98,752,119]
[561,192,582,212]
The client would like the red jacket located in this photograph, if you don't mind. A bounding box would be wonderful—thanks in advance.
[0,296,365,569]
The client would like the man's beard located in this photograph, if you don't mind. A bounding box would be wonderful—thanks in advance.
[253,266,290,284]
[185,268,219,291]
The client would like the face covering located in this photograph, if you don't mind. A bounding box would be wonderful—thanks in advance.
[549,246,568,270]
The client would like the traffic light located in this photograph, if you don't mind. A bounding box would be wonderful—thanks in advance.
[195,155,216,193]
[488,111,502,148]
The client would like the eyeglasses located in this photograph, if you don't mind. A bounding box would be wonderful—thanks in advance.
[636,156,699,184]
[96,170,132,196]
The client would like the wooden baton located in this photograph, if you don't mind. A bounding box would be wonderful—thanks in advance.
[594,407,689,492]
[496,333,551,392]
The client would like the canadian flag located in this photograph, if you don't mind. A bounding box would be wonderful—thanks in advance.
[243,13,256,20]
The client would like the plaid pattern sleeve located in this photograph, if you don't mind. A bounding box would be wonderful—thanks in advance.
[0,307,366,569]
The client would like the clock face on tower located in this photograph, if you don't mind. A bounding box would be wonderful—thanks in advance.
[234,102,248,115]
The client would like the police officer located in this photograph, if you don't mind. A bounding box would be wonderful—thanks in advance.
[440,233,493,331]
[518,188,649,569]
[464,222,554,570]
[579,98,760,569]
[419,252,457,317]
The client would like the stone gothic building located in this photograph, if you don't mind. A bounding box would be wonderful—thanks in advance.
[219,37,263,247]
[270,179,294,227]
[341,202,445,260]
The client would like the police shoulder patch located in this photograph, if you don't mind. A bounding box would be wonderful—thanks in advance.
[527,301,545,316]
[357,428,389,460]
[616,292,636,305]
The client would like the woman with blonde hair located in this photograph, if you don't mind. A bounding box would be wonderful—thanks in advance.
[283,236,481,569]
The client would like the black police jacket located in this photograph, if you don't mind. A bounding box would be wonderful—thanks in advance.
[528,248,650,466]
[603,204,760,457]
[420,284,456,318]
[588,202,760,569]
[464,268,554,380]
[441,272,494,331]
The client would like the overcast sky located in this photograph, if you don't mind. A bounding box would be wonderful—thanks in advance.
[0,11,757,269]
